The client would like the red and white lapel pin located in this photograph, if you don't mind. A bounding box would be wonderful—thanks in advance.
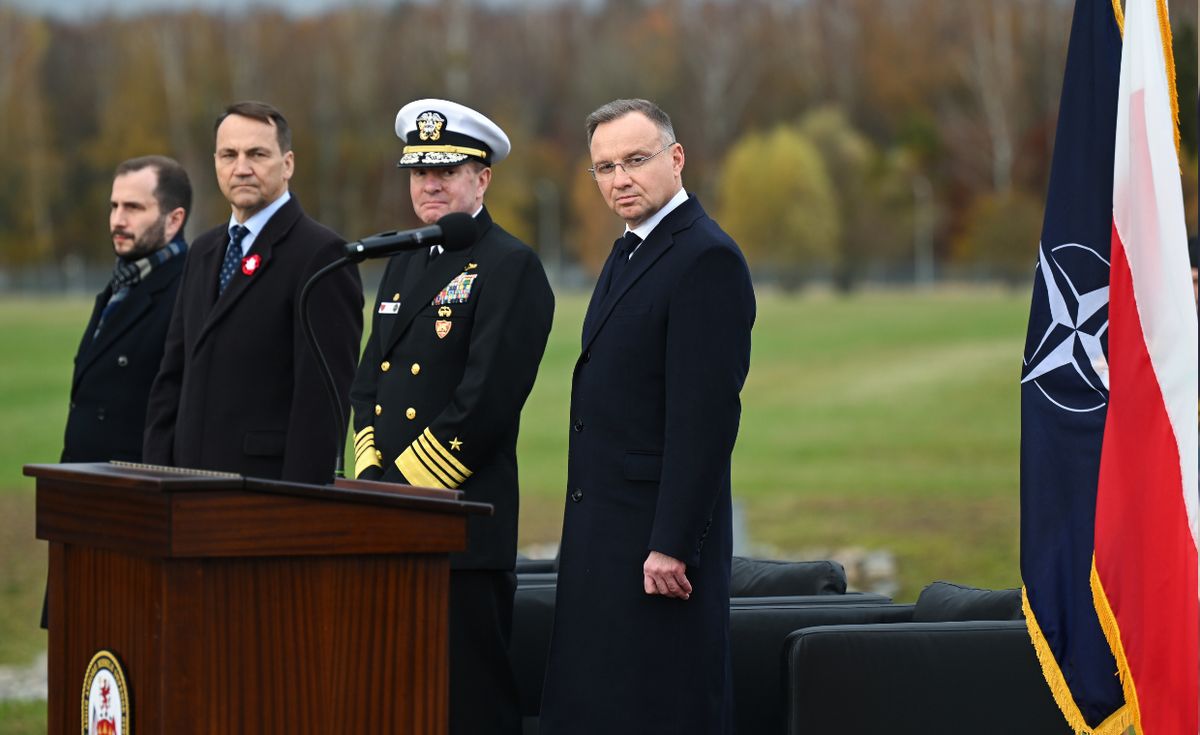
[241,254,262,276]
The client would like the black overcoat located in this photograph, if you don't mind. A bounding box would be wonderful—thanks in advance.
[349,207,554,570]
[143,196,363,484]
[539,195,755,735]
[62,253,185,463]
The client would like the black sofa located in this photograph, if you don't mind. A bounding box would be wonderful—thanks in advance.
[782,582,1073,735]
[514,555,853,594]
[510,557,890,734]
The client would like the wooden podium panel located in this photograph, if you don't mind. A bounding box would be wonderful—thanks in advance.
[27,462,489,735]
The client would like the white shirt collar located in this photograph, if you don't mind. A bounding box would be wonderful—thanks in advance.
[623,187,687,258]
[227,190,292,256]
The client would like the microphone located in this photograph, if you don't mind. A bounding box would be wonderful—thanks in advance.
[344,212,478,262]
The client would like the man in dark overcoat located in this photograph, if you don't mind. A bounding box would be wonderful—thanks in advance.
[350,98,554,735]
[539,98,755,735]
[144,101,362,484]
[63,155,191,463]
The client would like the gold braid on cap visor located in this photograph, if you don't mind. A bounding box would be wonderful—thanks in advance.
[403,144,488,158]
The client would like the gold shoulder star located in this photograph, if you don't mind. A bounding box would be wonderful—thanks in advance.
[449,437,463,451]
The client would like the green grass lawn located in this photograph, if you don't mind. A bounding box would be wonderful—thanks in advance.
[0,700,45,734]
[0,286,1030,673]
[514,287,1027,598]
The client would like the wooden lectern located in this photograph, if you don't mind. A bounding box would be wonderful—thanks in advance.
[25,462,491,734]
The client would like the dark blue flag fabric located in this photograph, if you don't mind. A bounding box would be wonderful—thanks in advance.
[1019,0,1130,732]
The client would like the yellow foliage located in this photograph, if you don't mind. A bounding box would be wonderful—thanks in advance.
[716,124,839,276]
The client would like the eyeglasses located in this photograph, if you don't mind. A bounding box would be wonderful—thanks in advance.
[588,142,675,180]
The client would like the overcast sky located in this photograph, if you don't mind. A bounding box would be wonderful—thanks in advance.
[2,0,577,18]
[4,0,439,19]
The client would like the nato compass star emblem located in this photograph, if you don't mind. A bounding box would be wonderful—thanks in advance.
[1021,242,1110,412]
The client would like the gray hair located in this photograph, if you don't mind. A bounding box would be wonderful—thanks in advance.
[585,99,676,147]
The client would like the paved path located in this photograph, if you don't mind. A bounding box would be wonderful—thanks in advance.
[0,651,47,701]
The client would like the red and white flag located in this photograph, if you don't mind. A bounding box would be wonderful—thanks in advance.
[1093,0,1198,733]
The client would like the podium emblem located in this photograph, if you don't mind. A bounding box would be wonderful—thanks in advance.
[82,650,130,735]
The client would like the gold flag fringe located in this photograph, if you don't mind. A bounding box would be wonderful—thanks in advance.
[1022,586,1135,734]
[1152,0,1181,160]
[1090,559,1142,734]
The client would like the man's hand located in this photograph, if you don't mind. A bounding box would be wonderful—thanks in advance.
[643,550,692,600]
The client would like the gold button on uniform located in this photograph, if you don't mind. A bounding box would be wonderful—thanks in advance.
[411,363,421,375]
[381,361,391,372]
[405,407,417,420]
[375,404,383,416]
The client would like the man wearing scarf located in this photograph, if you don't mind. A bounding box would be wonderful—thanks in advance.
[62,155,191,463]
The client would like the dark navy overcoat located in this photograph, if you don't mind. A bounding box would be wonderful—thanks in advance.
[540,195,755,735]
[63,253,185,463]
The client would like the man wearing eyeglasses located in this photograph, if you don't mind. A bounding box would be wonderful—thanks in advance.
[540,99,755,734]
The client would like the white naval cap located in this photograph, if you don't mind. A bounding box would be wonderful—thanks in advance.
[394,98,511,168]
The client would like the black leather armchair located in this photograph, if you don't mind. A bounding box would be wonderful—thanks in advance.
[731,601,912,734]
[781,583,1072,735]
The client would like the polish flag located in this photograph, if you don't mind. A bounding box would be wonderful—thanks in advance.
[1093,1,1199,734]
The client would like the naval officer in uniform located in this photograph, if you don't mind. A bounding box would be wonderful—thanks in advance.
[349,99,554,735]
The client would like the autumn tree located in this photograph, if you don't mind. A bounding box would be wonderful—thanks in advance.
[956,190,1043,285]
[716,124,839,290]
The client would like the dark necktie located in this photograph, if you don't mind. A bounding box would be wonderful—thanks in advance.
[219,225,250,294]
[605,231,641,296]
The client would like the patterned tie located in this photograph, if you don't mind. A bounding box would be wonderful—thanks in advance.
[218,225,250,294]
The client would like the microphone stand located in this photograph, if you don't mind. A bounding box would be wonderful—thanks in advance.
[299,256,354,481]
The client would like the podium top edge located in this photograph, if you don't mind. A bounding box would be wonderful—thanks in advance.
[24,462,494,516]
[23,462,244,489]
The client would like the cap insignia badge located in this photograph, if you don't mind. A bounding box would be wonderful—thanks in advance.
[417,111,446,141]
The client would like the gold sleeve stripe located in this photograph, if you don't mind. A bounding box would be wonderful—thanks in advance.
[354,447,382,479]
[413,438,462,488]
[416,434,468,485]
[403,144,488,159]
[353,425,381,477]
[395,446,448,489]
[422,428,471,477]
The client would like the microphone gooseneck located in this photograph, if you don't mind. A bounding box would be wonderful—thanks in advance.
[344,212,478,262]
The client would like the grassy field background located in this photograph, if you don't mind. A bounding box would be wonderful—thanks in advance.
[0,287,1029,676]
